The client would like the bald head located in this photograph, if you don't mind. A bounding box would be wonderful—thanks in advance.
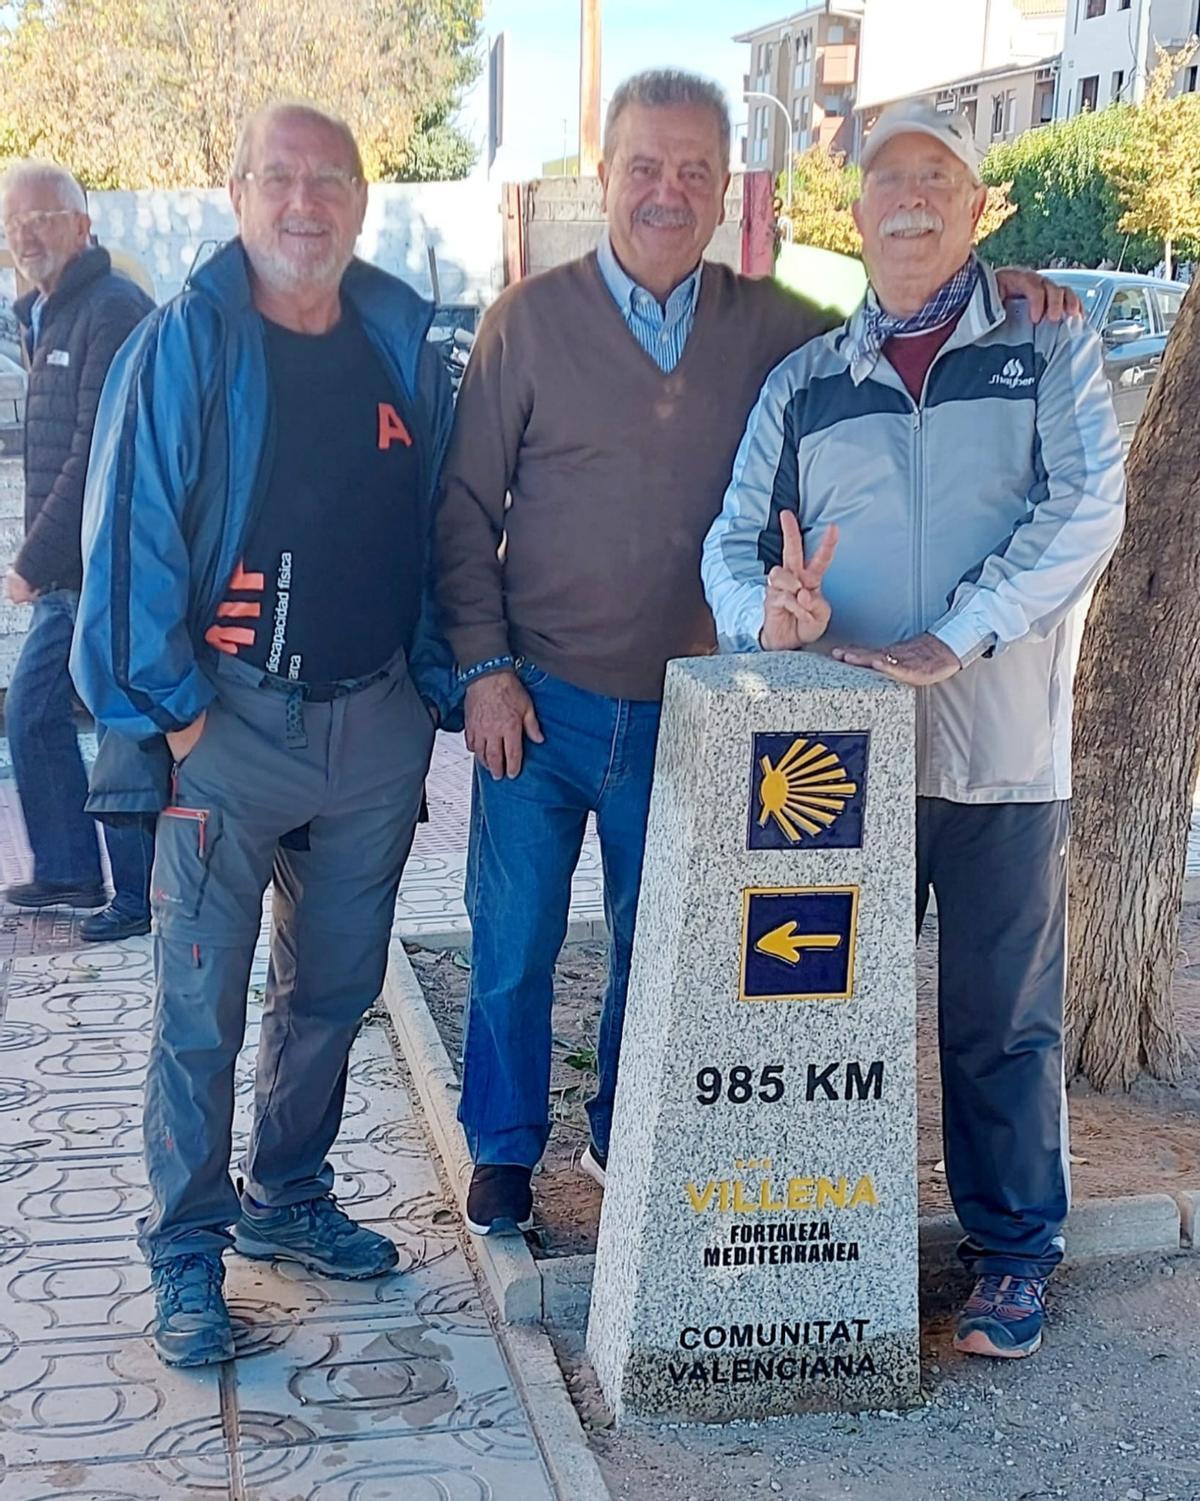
[1,160,90,293]
[230,102,363,184]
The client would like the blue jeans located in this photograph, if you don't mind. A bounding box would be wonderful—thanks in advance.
[7,589,152,913]
[460,664,661,1168]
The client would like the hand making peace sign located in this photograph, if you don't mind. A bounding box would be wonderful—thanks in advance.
[759,508,839,652]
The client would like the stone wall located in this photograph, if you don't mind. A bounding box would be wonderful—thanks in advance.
[87,179,506,306]
[0,459,28,687]
[523,175,748,280]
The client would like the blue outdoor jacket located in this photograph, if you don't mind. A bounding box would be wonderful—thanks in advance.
[72,239,460,815]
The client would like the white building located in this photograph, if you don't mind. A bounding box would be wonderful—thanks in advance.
[856,0,1066,114]
[1056,0,1199,117]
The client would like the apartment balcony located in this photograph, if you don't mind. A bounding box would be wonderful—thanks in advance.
[820,44,858,87]
[814,114,847,149]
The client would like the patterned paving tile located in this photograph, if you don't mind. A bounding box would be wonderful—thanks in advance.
[232,1431,550,1501]
[0,1456,230,1499]
[0,1334,224,1468]
[0,785,555,1499]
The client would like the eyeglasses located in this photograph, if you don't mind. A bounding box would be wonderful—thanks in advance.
[3,209,78,237]
[867,168,968,195]
[239,167,362,202]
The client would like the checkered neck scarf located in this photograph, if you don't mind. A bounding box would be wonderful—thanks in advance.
[861,254,980,365]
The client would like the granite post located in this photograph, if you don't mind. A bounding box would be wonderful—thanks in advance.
[587,653,918,1423]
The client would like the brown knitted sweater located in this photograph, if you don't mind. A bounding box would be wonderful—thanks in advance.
[437,252,835,702]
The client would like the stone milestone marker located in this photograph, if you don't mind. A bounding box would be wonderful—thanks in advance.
[587,652,918,1423]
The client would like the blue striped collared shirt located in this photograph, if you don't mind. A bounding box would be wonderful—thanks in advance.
[595,233,701,374]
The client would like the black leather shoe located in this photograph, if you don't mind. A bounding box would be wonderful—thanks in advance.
[80,904,152,942]
[465,1164,534,1236]
[5,880,107,910]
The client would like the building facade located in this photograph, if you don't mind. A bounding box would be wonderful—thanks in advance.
[736,2,866,174]
[858,57,1060,159]
[855,0,1066,117]
[1056,0,1199,118]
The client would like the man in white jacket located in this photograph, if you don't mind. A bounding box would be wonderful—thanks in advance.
[703,101,1126,1361]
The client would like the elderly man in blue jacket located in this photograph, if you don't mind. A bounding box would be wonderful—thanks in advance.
[73,102,457,1368]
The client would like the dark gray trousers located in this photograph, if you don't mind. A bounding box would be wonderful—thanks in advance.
[917,796,1071,1281]
[137,650,434,1264]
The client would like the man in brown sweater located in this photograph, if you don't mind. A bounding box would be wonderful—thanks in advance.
[437,68,1075,1235]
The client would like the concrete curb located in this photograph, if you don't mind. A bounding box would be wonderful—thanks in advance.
[398,914,604,953]
[383,937,612,1499]
[535,1196,1189,1327]
[388,938,1198,1329]
[498,1322,613,1501]
[381,935,544,1323]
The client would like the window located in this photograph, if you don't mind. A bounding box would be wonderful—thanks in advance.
[828,23,845,42]
[1005,90,1017,135]
[991,93,1006,138]
[1187,66,1199,93]
[1153,288,1184,334]
[1111,69,1125,101]
[1105,286,1151,332]
[1086,0,1106,15]
[1079,75,1100,110]
[1120,0,1131,8]
[794,60,812,89]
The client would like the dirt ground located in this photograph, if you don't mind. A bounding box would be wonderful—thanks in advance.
[410,905,1200,1260]
[556,1252,1200,1501]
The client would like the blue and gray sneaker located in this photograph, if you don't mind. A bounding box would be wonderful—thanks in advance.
[232,1193,399,1279]
[150,1252,234,1367]
[954,1274,1047,1359]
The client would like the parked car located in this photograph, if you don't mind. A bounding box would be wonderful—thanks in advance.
[1047,269,1188,444]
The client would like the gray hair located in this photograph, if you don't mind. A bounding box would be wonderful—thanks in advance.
[231,101,364,182]
[0,161,87,214]
[603,69,731,167]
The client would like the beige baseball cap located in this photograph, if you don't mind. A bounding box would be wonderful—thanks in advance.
[861,100,984,182]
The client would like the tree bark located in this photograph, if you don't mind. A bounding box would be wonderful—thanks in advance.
[1067,278,1200,1089]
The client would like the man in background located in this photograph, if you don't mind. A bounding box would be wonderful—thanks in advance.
[2,161,154,942]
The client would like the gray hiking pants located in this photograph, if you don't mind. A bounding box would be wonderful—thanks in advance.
[137,649,433,1265]
[917,796,1071,1281]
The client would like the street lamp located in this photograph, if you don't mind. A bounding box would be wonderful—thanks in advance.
[744,89,794,219]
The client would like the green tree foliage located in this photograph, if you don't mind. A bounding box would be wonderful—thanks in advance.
[977,95,1200,271]
[780,147,862,256]
[0,0,483,188]
[1102,43,1200,277]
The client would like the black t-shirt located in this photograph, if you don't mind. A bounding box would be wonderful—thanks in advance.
[207,306,423,683]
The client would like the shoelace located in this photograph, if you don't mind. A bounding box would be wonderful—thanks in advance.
[306,1193,359,1242]
[158,1254,223,1316]
[964,1274,1047,1322]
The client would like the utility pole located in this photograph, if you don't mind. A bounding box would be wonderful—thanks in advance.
[744,90,794,218]
[580,0,602,174]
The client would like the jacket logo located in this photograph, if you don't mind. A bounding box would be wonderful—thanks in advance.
[47,349,70,367]
[377,403,413,449]
[990,357,1034,390]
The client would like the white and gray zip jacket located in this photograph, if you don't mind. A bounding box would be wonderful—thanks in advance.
[702,265,1126,804]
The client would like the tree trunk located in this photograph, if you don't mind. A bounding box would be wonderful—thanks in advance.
[1066,279,1200,1089]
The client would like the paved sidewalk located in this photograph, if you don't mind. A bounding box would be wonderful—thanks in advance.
[399,735,605,945]
[0,788,557,1499]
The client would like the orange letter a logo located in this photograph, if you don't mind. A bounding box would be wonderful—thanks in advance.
[377,403,413,450]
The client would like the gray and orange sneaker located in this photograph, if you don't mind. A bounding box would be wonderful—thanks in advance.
[954,1274,1048,1358]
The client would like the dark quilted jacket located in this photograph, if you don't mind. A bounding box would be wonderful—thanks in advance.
[14,245,153,591]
